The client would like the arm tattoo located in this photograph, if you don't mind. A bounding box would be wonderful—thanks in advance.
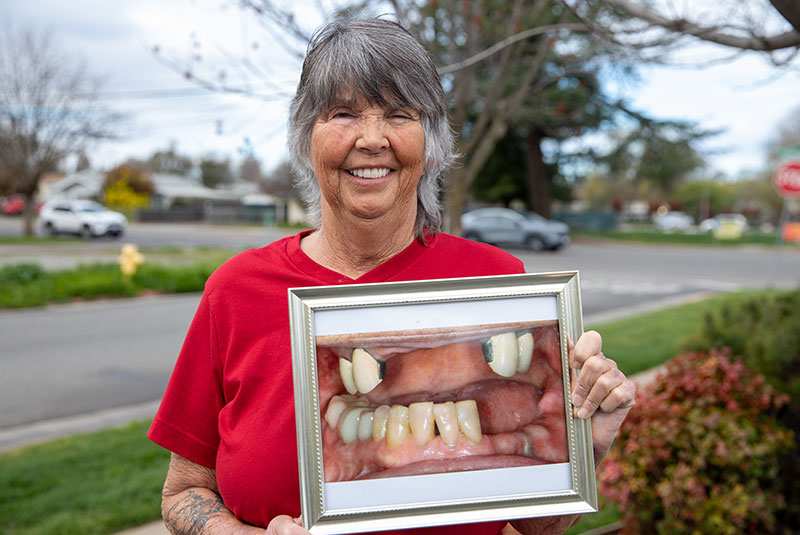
[165,489,227,535]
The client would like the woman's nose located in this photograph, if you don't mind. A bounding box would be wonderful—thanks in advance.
[354,116,389,153]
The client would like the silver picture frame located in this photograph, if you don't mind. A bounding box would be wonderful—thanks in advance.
[288,271,596,534]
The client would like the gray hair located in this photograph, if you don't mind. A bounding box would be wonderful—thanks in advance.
[288,18,455,238]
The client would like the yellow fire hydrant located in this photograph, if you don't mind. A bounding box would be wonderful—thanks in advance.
[119,243,145,278]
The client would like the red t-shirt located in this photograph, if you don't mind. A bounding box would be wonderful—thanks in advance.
[148,231,524,533]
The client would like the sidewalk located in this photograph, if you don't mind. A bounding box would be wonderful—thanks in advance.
[114,521,168,535]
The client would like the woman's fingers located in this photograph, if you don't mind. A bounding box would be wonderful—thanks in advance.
[570,330,602,370]
[570,331,635,419]
[265,515,310,535]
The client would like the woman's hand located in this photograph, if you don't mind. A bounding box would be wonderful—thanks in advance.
[569,330,636,462]
[265,515,310,535]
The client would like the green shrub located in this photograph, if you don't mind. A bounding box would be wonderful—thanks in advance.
[686,288,800,419]
[0,262,45,284]
[132,263,214,293]
[599,351,794,535]
[0,260,217,308]
[685,288,800,528]
[51,264,137,302]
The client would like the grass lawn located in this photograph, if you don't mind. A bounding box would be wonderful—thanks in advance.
[0,421,168,535]
[0,290,779,534]
[573,228,786,248]
[586,290,771,376]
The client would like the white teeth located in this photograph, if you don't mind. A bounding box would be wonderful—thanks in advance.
[350,167,390,179]
[357,410,374,441]
[338,407,368,444]
[372,405,390,441]
[482,332,519,377]
[432,401,459,446]
[456,399,482,444]
[324,394,365,429]
[386,405,410,449]
[338,357,358,395]
[327,398,484,447]
[517,331,534,373]
[352,348,385,393]
[408,401,435,446]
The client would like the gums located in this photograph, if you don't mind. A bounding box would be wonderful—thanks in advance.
[317,323,568,482]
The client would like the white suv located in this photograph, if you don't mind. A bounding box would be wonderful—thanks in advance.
[39,200,127,238]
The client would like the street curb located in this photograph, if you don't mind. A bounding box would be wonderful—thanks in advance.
[0,400,160,452]
[112,521,169,535]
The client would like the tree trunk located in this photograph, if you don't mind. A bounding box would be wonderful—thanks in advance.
[526,128,552,218]
[445,166,470,236]
[22,193,36,237]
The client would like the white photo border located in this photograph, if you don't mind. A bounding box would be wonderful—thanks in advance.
[288,272,596,534]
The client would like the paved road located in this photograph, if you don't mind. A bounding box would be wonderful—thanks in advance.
[1,220,799,446]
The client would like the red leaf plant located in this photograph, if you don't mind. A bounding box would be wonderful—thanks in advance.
[599,350,794,535]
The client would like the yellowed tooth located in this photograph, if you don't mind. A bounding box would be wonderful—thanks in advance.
[339,357,358,395]
[482,332,519,377]
[408,401,435,446]
[324,395,351,429]
[338,407,368,444]
[352,348,385,393]
[456,399,482,444]
[433,401,459,446]
[517,331,534,373]
[357,410,374,441]
[372,404,390,441]
[386,405,410,449]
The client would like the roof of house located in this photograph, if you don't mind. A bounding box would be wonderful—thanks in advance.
[149,173,240,201]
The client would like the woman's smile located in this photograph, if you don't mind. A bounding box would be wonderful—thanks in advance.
[310,101,426,225]
[346,167,392,180]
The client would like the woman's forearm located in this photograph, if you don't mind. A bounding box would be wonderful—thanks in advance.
[161,453,264,535]
[510,513,582,535]
[163,486,263,535]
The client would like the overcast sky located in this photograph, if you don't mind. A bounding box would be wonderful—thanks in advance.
[3,0,799,179]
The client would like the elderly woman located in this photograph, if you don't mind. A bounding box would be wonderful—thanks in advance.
[148,17,635,535]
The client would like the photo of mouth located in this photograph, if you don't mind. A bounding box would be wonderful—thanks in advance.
[315,320,568,483]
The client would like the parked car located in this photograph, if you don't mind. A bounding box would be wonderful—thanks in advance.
[39,199,127,238]
[1,195,25,215]
[461,207,570,251]
[699,213,748,233]
[653,211,693,231]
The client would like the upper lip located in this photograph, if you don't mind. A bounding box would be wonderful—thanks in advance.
[345,162,397,170]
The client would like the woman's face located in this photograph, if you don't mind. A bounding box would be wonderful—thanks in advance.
[310,98,425,227]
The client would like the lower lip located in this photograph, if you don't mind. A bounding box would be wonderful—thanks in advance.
[356,454,544,480]
[345,170,394,185]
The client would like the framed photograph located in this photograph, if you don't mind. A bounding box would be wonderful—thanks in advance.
[288,271,596,534]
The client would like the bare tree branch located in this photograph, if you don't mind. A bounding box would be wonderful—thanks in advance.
[769,0,800,33]
[597,0,800,52]
[438,22,589,74]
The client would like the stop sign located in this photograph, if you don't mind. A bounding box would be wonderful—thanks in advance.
[773,160,800,198]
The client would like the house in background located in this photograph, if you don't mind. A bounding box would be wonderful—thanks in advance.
[39,170,102,201]
[41,169,306,226]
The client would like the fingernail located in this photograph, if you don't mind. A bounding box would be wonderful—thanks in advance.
[577,407,589,419]
[572,393,584,406]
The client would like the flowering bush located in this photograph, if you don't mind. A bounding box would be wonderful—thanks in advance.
[104,165,153,214]
[686,289,800,528]
[687,289,800,421]
[599,350,794,535]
